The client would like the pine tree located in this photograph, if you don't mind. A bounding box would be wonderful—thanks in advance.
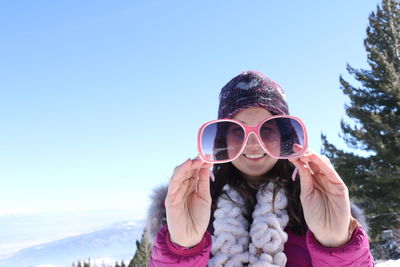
[322,0,400,239]
[128,228,152,267]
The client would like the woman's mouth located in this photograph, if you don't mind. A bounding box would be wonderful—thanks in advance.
[243,153,266,161]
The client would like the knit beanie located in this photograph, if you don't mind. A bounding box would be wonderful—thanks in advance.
[218,70,289,119]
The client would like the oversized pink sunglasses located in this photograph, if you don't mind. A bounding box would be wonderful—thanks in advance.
[197,115,308,181]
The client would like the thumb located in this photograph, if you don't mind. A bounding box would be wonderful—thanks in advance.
[290,159,314,198]
[197,166,212,198]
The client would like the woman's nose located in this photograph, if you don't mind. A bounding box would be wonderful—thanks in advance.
[245,132,263,148]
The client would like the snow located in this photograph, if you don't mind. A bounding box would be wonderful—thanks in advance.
[376,259,400,267]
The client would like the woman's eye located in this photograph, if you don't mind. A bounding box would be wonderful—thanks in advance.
[261,127,273,132]
[261,127,278,137]
[229,127,243,136]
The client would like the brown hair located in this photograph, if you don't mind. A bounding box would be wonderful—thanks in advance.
[208,159,307,236]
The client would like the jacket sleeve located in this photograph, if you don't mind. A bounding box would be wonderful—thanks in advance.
[149,224,212,267]
[306,226,375,266]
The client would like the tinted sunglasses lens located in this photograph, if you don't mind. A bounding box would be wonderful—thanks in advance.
[261,118,305,157]
[200,121,245,161]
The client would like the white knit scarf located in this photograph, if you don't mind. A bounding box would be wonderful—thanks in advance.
[208,182,289,267]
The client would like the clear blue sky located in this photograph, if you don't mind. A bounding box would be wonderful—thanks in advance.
[0,0,380,214]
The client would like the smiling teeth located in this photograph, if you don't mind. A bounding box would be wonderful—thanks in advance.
[244,154,265,159]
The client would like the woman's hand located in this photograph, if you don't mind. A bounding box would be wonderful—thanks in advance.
[165,158,214,248]
[289,147,351,247]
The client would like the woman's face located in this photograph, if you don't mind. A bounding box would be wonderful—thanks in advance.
[228,106,279,181]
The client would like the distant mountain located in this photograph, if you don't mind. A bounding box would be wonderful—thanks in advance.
[0,220,145,267]
[0,209,146,260]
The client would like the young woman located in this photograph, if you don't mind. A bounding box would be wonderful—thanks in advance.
[146,71,374,266]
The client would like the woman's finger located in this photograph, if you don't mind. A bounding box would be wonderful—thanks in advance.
[197,166,213,197]
[297,151,336,178]
[297,152,347,197]
[168,159,212,198]
[290,158,314,198]
[308,153,345,185]
[168,159,192,195]
[168,159,201,199]
[184,168,199,194]
[321,155,332,165]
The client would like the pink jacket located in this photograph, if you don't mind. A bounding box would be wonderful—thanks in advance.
[149,224,375,266]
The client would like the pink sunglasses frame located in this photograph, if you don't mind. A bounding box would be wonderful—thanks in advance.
[197,115,308,176]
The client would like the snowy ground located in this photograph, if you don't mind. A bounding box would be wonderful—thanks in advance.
[376,259,400,267]
[36,257,119,267]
